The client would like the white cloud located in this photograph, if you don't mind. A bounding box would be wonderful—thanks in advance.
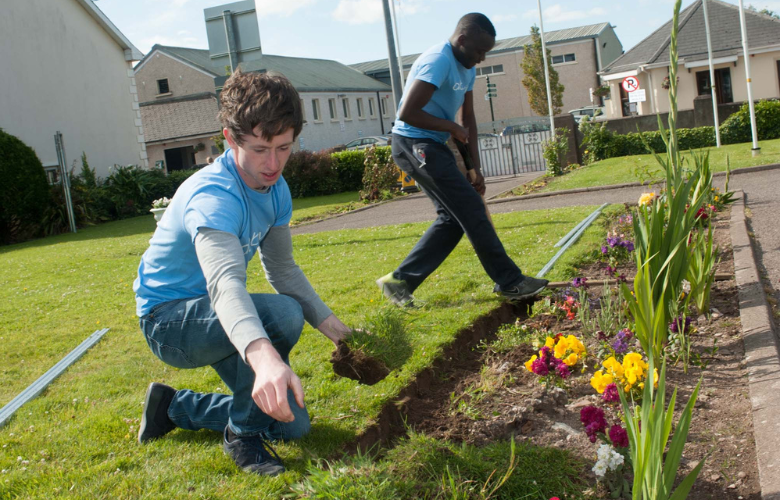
[523,4,608,24]
[396,0,428,16]
[255,0,317,18]
[332,0,383,25]
[492,14,517,23]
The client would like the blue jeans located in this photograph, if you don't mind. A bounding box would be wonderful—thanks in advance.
[390,134,524,292]
[139,293,311,440]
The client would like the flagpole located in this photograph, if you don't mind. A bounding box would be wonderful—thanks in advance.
[537,0,556,133]
[737,0,761,155]
[702,0,721,147]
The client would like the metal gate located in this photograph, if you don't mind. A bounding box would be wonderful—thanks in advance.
[476,118,551,178]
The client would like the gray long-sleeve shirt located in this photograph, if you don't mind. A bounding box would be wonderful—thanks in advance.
[194,225,332,362]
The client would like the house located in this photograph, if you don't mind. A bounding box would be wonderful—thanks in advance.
[134,1,394,168]
[1,0,146,180]
[599,0,780,120]
[350,22,624,124]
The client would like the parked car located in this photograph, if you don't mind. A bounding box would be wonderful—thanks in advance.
[568,106,605,123]
[344,135,391,151]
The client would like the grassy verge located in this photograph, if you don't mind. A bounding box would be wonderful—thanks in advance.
[290,191,361,226]
[1,206,604,498]
[505,137,780,196]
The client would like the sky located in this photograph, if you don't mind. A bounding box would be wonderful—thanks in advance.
[97,0,780,66]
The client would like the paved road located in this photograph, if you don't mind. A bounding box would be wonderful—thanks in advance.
[291,171,543,235]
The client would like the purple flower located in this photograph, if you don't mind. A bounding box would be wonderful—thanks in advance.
[607,236,621,248]
[531,357,549,376]
[669,315,693,334]
[612,329,633,354]
[617,274,628,284]
[571,277,588,288]
[597,330,609,341]
[580,406,608,443]
[556,361,570,379]
[601,246,609,255]
[622,241,635,252]
[609,425,629,448]
[606,265,616,276]
[602,383,620,403]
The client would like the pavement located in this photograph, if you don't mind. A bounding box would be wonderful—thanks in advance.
[290,164,780,498]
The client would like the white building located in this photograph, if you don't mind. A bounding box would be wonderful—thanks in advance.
[1,0,147,180]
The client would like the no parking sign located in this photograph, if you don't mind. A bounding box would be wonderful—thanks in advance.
[621,76,640,92]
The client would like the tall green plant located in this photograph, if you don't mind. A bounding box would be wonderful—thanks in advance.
[686,225,719,316]
[619,357,705,500]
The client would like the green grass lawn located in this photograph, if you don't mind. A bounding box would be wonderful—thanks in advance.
[290,191,361,226]
[0,207,606,498]
[512,137,780,195]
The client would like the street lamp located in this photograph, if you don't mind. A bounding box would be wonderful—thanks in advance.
[536,0,556,135]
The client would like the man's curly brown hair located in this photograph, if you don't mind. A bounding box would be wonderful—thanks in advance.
[218,67,303,145]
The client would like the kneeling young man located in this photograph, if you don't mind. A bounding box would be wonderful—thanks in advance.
[133,69,351,476]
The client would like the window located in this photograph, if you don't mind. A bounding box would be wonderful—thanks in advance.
[342,97,351,120]
[551,53,576,65]
[301,99,307,123]
[381,97,389,117]
[312,98,321,122]
[44,166,60,184]
[157,78,170,94]
[328,98,337,120]
[357,98,364,118]
[368,98,376,118]
[476,64,504,76]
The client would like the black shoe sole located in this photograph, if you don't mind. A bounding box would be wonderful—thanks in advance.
[502,284,547,302]
[138,383,175,444]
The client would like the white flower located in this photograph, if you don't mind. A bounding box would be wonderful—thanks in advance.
[152,197,172,209]
[592,460,608,477]
[608,450,624,470]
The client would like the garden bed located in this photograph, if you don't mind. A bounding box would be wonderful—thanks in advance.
[349,210,761,499]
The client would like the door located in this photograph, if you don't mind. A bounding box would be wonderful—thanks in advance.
[164,148,183,172]
[696,68,733,104]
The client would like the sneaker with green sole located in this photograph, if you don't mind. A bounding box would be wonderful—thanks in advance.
[494,276,549,302]
[376,272,415,307]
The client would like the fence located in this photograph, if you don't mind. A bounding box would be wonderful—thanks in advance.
[476,117,551,177]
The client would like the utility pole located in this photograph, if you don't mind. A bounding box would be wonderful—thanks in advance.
[702,0,721,147]
[737,0,761,156]
[536,0,556,134]
[389,0,405,89]
[381,0,404,112]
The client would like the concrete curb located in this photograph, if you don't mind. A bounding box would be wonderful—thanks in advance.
[730,190,780,500]
[488,163,780,205]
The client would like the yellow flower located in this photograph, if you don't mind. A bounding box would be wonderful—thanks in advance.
[714,196,719,201]
[545,337,555,349]
[590,370,613,393]
[602,356,624,379]
[653,368,659,388]
[554,338,569,359]
[524,355,537,372]
[638,192,656,206]
[564,353,579,366]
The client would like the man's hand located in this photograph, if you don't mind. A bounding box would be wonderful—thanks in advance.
[470,170,486,196]
[317,314,351,345]
[450,123,469,144]
[245,338,304,423]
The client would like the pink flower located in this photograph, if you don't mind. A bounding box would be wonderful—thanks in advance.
[580,405,607,443]
[609,424,629,448]
[602,383,620,403]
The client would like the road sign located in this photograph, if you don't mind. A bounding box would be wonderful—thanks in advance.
[621,76,640,92]
[487,83,496,90]
[628,89,647,103]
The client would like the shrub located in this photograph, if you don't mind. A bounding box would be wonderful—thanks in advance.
[103,165,169,219]
[283,150,339,198]
[720,99,780,144]
[0,129,50,244]
[542,127,569,176]
[360,146,398,200]
[167,167,202,195]
[331,149,368,192]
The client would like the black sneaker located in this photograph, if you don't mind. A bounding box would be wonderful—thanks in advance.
[494,276,549,302]
[138,382,177,443]
[223,427,286,476]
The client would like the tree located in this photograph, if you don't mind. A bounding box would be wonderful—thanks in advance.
[748,4,779,18]
[521,26,565,116]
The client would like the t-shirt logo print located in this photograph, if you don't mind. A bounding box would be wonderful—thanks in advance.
[452,82,467,91]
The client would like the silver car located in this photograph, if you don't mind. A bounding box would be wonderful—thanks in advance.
[344,135,391,151]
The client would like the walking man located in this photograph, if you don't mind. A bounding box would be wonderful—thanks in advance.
[133,69,352,476]
[377,13,548,306]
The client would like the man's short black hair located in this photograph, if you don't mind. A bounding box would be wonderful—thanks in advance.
[456,13,496,38]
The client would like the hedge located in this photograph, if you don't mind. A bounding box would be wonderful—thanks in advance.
[581,99,780,162]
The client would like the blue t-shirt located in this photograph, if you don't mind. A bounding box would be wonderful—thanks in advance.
[392,41,476,144]
[133,149,293,317]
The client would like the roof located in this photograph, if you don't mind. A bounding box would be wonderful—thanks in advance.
[75,0,143,60]
[602,0,780,75]
[139,94,221,143]
[350,22,611,74]
[137,46,392,93]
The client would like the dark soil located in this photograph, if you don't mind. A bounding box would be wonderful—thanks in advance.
[331,341,390,386]
[350,209,762,499]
